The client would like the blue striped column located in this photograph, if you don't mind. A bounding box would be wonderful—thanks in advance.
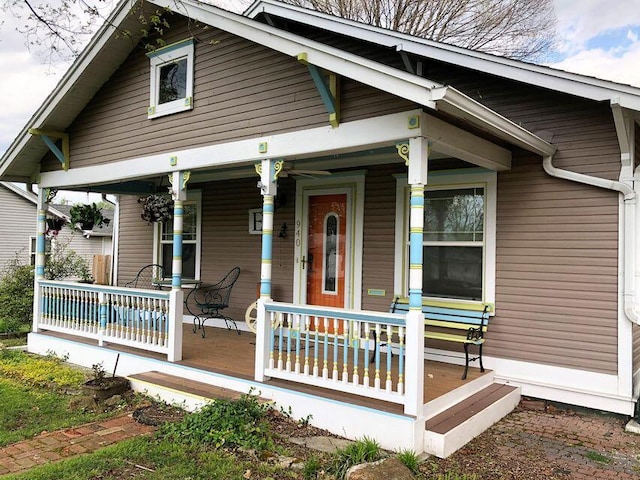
[260,195,274,298]
[35,208,47,279]
[408,185,425,309]
[172,199,184,289]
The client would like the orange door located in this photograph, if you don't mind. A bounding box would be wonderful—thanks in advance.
[306,194,347,333]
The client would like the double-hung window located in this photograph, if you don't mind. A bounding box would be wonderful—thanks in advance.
[395,170,496,304]
[147,39,194,119]
[154,192,201,280]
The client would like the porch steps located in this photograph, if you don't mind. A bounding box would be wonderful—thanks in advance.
[127,371,258,411]
[424,382,520,458]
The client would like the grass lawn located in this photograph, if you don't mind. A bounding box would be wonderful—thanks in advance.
[1,437,260,480]
[0,349,132,447]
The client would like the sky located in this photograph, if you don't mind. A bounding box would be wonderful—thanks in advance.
[0,0,639,197]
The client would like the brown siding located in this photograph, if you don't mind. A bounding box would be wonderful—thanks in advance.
[491,154,619,374]
[361,164,404,312]
[46,16,415,171]
[116,195,155,285]
[635,123,640,171]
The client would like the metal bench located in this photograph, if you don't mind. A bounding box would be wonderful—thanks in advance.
[388,297,491,380]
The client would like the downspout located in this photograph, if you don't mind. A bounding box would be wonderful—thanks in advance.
[543,157,639,326]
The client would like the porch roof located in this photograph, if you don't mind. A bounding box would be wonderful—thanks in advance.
[0,0,555,185]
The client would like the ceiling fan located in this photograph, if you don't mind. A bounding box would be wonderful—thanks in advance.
[279,164,332,178]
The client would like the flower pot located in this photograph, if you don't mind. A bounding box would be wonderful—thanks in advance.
[82,376,130,401]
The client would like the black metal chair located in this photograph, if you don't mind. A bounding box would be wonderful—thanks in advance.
[185,267,241,337]
[124,264,166,289]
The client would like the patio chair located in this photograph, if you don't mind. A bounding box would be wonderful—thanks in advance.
[124,264,166,289]
[185,267,241,337]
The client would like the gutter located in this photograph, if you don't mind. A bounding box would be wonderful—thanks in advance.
[541,107,639,326]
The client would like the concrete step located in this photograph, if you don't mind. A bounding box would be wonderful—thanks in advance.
[127,371,250,411]
[424,382,520,458]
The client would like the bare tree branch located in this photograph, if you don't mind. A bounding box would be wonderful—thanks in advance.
[282,0,557,61]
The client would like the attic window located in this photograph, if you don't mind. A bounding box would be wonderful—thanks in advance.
[147,39,194,119]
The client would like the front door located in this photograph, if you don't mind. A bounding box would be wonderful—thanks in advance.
[305,193,347,310]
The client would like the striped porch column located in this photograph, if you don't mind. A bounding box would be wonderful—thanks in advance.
[400,136,428,418]
[167,171,190,362]
[255,158,283,381]
[32,188,50,333]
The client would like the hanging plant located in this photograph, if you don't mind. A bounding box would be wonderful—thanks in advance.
[139,195,174,224]
[69,203,110,231]
[45,218,65,237]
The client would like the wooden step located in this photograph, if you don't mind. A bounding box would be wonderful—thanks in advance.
[424,382,520,458]
[127,371,251,411]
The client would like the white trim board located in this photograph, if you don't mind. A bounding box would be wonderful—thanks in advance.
[423,346,635,415]
[39,110,416,189]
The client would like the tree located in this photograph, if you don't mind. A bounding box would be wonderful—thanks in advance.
[282,0,557,61]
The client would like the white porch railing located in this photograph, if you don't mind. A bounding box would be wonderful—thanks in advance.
[36,280,183,361]
[261,302,407,405]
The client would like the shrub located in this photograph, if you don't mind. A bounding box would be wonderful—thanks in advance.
[160,392,273,451]
[44,240,92,281]
[0,258,34,333]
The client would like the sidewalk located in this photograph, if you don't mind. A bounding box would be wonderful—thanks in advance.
[0,413,155,476]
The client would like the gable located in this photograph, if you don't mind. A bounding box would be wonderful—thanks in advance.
[41,13,416,173]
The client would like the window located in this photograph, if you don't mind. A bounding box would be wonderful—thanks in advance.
[147,39,194,119]
[154,192,201,280]
[422,187,484,300]
[29,236,52,266]
[395,170,496,304]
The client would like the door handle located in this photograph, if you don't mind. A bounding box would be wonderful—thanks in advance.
[301,254,313,270]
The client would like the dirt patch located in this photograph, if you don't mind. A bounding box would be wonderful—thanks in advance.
[132,403,186,426]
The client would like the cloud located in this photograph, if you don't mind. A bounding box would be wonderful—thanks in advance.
[553,0,640,54]
[550,40,640,88]
[0,51,64,156]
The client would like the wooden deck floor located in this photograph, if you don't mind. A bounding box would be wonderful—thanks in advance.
[41,324,488,414]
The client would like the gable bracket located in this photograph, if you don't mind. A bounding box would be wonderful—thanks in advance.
[28,129,69,171]
[297,52,340,127]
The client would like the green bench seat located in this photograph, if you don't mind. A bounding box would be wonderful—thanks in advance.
[389,298,491,380]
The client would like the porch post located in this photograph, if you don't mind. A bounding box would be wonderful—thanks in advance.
[402,137,428,417]
[32,188,49,333]
[167,171,190,362]
[255,158,283,382]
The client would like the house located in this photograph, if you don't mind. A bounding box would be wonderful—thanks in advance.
[0,182,113,277]
[0,0,639,457]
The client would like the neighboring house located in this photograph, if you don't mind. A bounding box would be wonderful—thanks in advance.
[1,0,640,457]
[0,182,112,275]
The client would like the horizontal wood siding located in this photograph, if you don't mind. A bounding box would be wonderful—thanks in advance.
[361,164,404,312]
[0,186,36,267]
[491,154,619,374]
[116,195,155,286]
[55,227,109,272]
[198,176,296,323]
[44,15,414,172]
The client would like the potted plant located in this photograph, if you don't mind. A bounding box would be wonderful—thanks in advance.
[69,203,110,231]
[82,362,130,402]
[139,194,174,224]
[45,217,65,237]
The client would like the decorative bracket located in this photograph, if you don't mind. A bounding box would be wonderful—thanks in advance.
[297,53,340,128]
[396,142,410,166]
[168,171,191,201]
[28,129,69,171]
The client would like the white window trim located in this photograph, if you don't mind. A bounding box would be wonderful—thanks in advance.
[394,168,497,307]
[147,39,194,119]
[152,190,202,281]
